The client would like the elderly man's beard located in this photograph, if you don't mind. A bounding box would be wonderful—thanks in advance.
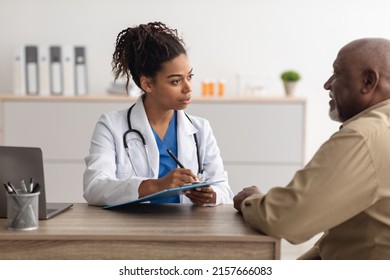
[329,106,342,122]
[329,91,342,122]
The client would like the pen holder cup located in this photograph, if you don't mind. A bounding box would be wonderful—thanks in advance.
[6,191,40,231]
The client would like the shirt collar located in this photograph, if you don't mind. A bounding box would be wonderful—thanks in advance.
[340,99,390,130]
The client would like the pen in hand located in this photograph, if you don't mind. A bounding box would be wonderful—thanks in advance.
[166,149,185,168]
[167,149,204,185]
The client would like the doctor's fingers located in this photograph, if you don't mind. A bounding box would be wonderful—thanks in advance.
[170,168,198,183]
[186,190,216,206]
[161,170,196,188]
[195,186,213,193]
[185,188,214,200]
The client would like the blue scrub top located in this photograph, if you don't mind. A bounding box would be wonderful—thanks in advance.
[150,111,180,203]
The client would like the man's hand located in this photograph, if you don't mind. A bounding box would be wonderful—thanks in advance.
[233,186,263,212]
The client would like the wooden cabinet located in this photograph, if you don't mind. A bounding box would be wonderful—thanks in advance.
[0,95,305,202]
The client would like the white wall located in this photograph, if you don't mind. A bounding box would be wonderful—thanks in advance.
[1,0,390,162]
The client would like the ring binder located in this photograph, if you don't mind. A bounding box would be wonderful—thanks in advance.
[50,46,63,95]
[13,45,26,96]
[38,45,50,96]
[62,45,75,96]
[75,46,88,95]
[25,46,39,95]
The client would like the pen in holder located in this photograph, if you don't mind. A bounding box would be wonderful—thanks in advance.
[6,190,40,231]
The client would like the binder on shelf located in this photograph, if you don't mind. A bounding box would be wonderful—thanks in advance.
[25,46,39,95]
[62,45,75,96]
[49,46,63,95]
[75,46,88,95]
[13,45,26,96]
[38,45,50,96]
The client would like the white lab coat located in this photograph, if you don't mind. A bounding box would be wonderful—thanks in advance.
[83,96,233,206]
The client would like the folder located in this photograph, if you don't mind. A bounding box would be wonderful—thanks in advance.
[13,45,26,96]
[103,180,225,209]
[49,46,63,95]
[62,45,75,96]
[25,46,39,95]
[38,45,50,96]
[75,46,88,95]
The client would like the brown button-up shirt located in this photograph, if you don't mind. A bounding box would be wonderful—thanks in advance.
[241,99,390,259]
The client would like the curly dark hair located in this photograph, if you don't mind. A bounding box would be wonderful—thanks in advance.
[112,22,187,92]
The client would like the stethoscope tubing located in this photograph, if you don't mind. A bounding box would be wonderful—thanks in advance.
[123,104,203,175]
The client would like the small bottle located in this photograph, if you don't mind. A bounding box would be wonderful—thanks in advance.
[218,79,225,97]
[208,80,215,97]
[202,79,209,97]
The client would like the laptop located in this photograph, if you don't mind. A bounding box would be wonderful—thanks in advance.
[0,146,73,220]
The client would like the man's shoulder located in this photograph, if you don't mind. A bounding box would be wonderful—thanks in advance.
[342,101,390,136]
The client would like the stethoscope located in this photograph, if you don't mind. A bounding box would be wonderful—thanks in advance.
[123,104,204,177]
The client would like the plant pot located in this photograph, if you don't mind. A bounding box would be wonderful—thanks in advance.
[283,81,297,96]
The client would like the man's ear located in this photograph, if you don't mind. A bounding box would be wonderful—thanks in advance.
[140,76,153,93]
[362,69,379,94]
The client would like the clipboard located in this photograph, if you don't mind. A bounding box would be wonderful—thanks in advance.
[103,180,225,209]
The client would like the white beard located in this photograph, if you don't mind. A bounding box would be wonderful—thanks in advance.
[329,91,342,122]
[329,106,342,122]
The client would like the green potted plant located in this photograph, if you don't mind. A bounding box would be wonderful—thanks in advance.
[280,70,301,96]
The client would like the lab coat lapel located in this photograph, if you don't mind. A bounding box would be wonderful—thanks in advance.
[177,111,198,174]
[131,97,159,178]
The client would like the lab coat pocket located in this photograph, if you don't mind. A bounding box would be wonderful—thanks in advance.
[116,163,134,179]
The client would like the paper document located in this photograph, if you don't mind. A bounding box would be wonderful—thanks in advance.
[103,180,225,209]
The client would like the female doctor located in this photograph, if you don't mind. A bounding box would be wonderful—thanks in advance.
[83,22,233,206]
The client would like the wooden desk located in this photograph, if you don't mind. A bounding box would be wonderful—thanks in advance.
[0,203,280,260]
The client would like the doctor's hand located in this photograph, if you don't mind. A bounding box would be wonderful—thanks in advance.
[185,186,216,206]
[233,186,263,213]
[139,168,198,197]
[161,168,198,188]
